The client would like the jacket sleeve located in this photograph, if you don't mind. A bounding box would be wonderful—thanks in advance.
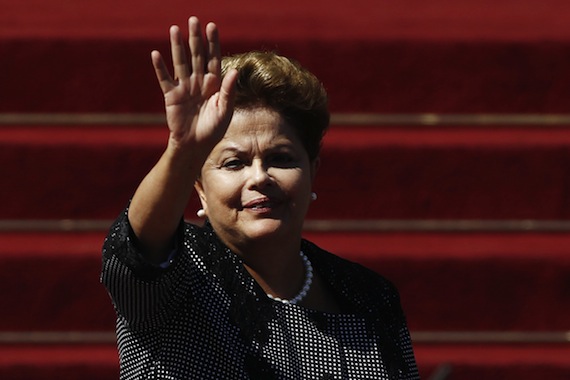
[100,207,197,329]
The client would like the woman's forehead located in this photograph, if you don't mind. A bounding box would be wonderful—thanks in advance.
[220,109,300,147]
[230,107,282,129]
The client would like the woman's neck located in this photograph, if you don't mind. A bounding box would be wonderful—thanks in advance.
[234,238,342,313]
[238,239,306,302]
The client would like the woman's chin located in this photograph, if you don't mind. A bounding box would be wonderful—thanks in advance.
[241,219,299,243]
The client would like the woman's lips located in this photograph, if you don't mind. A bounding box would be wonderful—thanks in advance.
[243,197,279,212]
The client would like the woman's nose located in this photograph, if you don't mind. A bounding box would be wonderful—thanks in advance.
[248,160,272,188]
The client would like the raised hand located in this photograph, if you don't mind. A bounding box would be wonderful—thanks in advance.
[151,16,238,160]
[127,17,237,261]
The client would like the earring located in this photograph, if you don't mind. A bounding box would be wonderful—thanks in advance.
[197,209,206,218]
[311,192,317,201]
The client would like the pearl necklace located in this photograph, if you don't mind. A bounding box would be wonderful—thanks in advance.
[266,251,313,305]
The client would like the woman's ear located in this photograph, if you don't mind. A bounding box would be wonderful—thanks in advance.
[194,180,208,213]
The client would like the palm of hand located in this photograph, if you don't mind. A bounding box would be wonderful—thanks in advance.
[152,17,237,157]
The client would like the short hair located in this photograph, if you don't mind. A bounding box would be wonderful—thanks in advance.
[222,51,329,161]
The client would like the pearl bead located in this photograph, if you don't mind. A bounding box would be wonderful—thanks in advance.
[266,251,313,305]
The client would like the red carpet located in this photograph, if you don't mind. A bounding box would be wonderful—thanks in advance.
[0,345,119,380]
[4,125,570,220]
[3,40,570,114]
[1,343,569,380]
[1,231,568,332]
[3,1,570,113]
[1,229,569,378]
[4,0,570,41]
[1,0,569,378]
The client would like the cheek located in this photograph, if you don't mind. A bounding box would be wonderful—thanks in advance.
[279,170,313,197]
[203,173,243,209]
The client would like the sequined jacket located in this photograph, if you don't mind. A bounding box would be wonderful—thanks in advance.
[101,208,419,379]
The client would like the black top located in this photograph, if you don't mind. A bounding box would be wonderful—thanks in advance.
[101,208,419,379]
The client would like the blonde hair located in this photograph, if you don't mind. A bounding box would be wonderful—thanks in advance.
[222,51,329,160]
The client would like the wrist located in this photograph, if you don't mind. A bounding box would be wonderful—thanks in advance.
[162,139,207,180]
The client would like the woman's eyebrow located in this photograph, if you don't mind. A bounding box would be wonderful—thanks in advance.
[216,143,244,155]
[267,140,296,150]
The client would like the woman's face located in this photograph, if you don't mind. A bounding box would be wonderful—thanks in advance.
[195,107,318,253]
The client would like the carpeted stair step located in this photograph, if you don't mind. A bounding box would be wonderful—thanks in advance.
[1,343,569,380]
[3,1,570,114]
[2,230,568,332]
[413,343,570,380]
[4,40,570,114]
[4,124,570,221]
[0,344,119,380]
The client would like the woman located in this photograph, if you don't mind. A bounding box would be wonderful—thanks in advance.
[102,16,419,379]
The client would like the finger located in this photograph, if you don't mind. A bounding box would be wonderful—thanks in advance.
[205,22,221,76]
[217,68,238,116]
[169,25,190,80]
[188,16,205,77]
[151,50,175,93]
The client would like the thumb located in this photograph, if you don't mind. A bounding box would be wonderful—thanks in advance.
[217,68,238,118]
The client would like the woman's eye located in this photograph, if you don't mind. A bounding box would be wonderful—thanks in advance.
[222,159,244,170]
[269,154,294,167]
